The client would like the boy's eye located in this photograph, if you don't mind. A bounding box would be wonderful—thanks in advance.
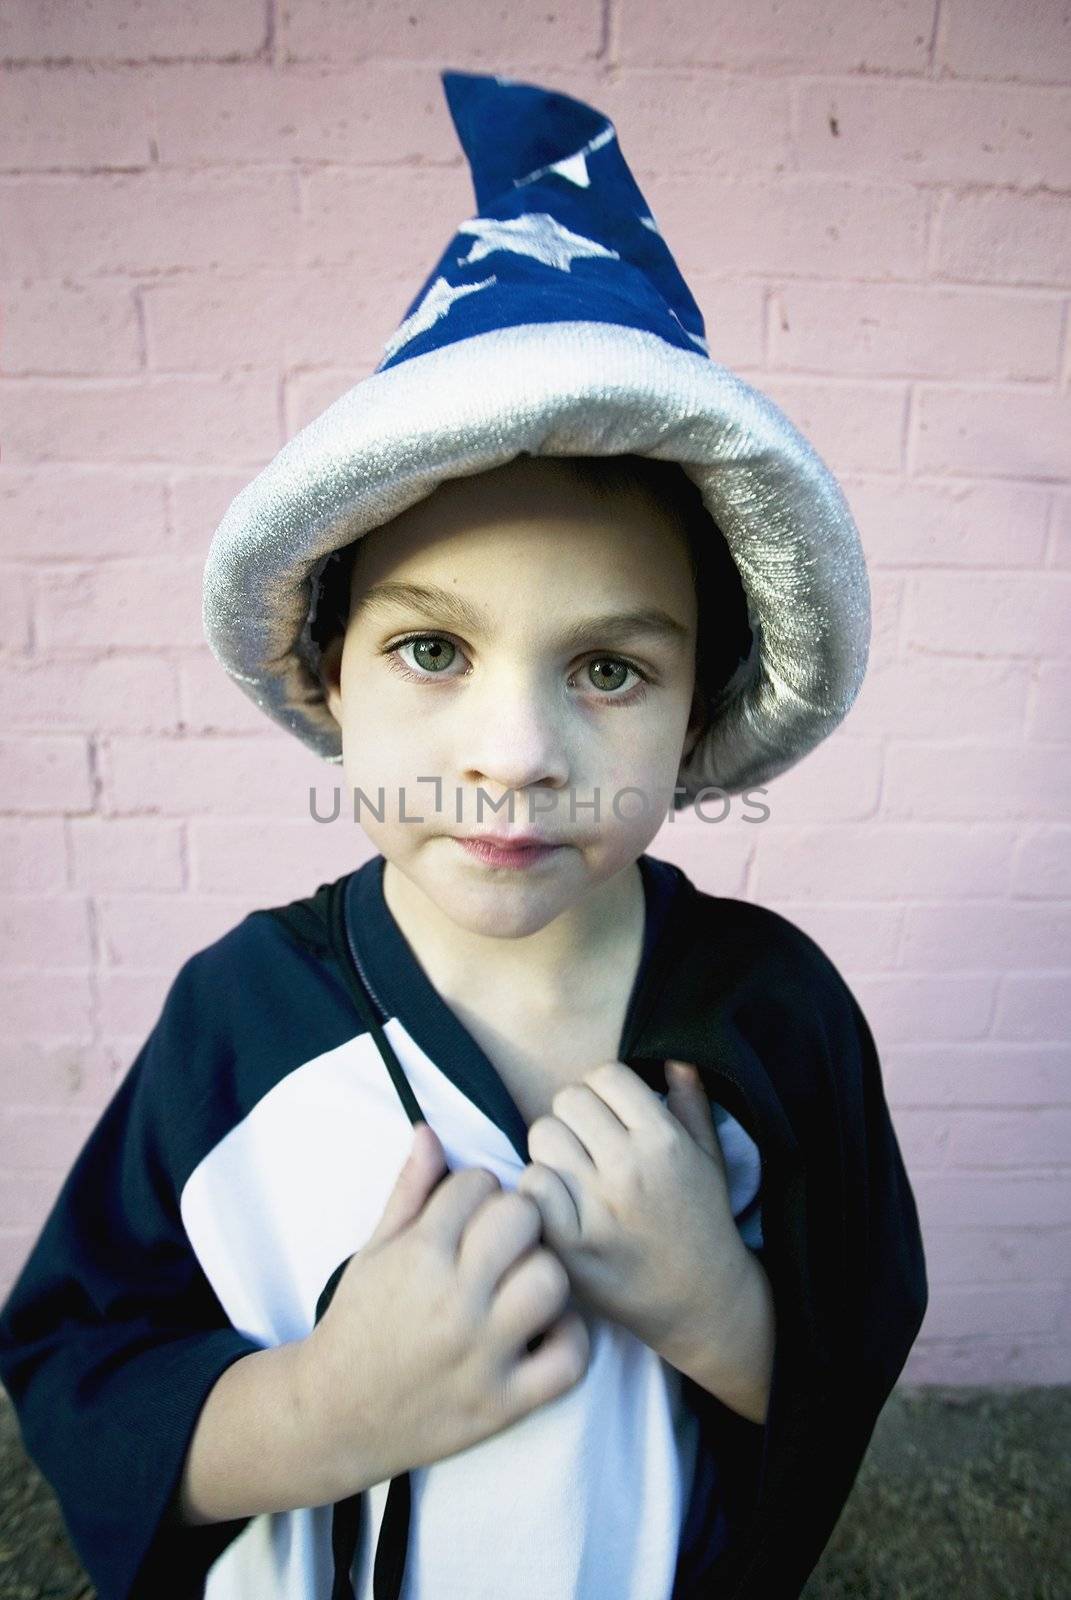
[382,634,652,704]
[400,636,457,674]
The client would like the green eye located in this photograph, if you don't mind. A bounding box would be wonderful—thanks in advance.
[409,637,455,673]
[587,658,630,692]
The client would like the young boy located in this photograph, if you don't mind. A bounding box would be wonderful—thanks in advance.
[0,70,927,1600]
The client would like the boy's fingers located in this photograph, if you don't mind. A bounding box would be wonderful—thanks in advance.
[664,1060,721,1160]
[516,1162,581,1248]
[369,1123,449,1246]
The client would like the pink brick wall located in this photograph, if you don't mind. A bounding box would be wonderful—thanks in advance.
[1,1,1069,1385]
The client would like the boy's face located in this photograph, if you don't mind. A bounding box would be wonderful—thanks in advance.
[320,455,707,938]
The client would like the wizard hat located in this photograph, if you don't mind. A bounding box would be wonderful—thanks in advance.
[202,68,870,801]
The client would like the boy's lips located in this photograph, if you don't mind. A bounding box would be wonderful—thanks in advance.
[452,834,566,867]
[456,832,564,847]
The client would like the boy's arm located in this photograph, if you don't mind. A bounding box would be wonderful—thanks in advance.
[168,1330,390,1527]
[661,1242,775,1426]
[0,956,269,1599]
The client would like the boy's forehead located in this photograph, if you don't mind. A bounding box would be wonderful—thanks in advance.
[348,483,694,614]
[350,458,692,579]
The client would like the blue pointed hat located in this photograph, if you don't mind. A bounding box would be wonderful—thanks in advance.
[376,71,711,371]
[203,68,870,800]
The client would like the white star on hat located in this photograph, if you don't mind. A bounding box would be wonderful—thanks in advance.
[512,125,617,191]
[456,213,620,273]
[380,272,497,363]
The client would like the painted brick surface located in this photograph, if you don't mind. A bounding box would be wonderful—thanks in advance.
[1,1,1069,1384]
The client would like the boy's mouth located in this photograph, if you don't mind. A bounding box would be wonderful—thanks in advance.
[453,835,564,868]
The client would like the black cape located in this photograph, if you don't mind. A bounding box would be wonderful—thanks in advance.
[0,860,928,1598]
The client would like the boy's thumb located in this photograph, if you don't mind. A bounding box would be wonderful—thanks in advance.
[368,1122,447,1247]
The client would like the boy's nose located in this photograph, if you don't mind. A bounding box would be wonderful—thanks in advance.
[458,672,573,797]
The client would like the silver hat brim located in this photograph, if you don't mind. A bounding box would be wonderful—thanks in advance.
[202,321,870,800]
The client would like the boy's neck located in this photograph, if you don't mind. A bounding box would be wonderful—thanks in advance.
[379,852,646,1016]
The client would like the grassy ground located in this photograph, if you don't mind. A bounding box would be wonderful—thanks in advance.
[1,1386,1068,1598]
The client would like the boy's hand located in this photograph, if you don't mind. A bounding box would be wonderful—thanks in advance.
[515,1060,752,1369]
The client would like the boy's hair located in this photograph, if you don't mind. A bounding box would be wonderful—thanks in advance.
[310,453,754,724]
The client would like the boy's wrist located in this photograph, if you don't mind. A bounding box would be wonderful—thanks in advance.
[289,1329,356,1502]
[656,1241,774,1426]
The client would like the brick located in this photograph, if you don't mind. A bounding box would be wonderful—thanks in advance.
[913,384,1071,481]
[849,657,1031,741]
[0,736,93,814]
[0,1039,113,1107]
[658,175,929,284]
[1012,827,1071,897]
[923,1226,1071,1285]
[283,365,371,435]
[768,280,1062,381]
[884,1107,951,1169]
[0,656,181,734]
[899,902,1071,969]
[1029,663,1071,742]
[921,1282,1062,1340]
[843,477,1049,568]
[598,71,792,177]
[34,561,206,650]
[948,1109,1071,1169]
[0,969,93,1034]
[904,1338,1071,1386]
[682,277,765,371]
[741,375,907,474]
[166,471,255,547]
[0,64,152,168]
[851,966,992,1043]
[188,816,370,895]
[883,743,1071,820]
[851,973,996,1042]
[797,79,1071,189]
[97,971,175,1039]
[1050,493,1071,568]
[753,823,1016,900]
[69,816,184,891]
[0,278,141,375]
[883,1043,1070,1108]
[300,166,472,278]
[2,376,279,466]
[0,818,66,890]
[100,732,321,818]
[905,571,1071,660]
[729,900,902,973]
[994,973,1071,1042]
[0,172,301,278]
[932,189,1071,287]
[0,567,31,655]
[0,1173,73,1229]
[144,268,398,372]
[280,0,601,65]
[178,650,276,737]
[0,894,92,965]
[0,469,170,560]
[739,735,882,824]
[616,0,934,72]
[937,0,1071,84]
[149,60,449,167]
[0,1106,103,1171]
[0,0,268,61]
[97,893,252,968]
[912,1170,1071,1227]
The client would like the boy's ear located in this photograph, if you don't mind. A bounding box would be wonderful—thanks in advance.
[319,634,345,724]
[682,683,708,761]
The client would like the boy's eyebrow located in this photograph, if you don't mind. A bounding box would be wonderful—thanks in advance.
[353,580,690,649]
